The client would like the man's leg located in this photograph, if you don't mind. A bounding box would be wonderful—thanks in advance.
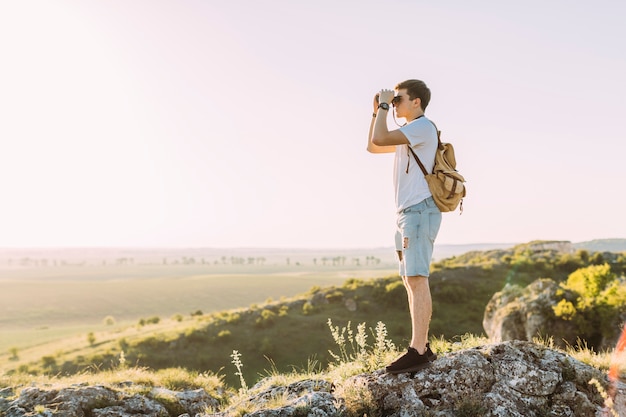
[405,275,431,355]
[386,199,440,374]
[385,274,433,374]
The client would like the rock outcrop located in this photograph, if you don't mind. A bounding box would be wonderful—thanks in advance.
[483,278,624,350]
[1,384,219,417]
[483,279,579,347]
[2,341,624,417]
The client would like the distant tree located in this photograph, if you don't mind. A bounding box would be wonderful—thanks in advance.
[576,249,590,264]
[103,316,116,326]
[9,347,18,360]
[87,332,96,346]
[41,355,57,369]
[590,252,605,265]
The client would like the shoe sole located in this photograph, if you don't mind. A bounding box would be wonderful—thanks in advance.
[386,361,432,375]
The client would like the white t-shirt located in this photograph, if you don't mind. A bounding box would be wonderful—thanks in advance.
[393,116,438,212]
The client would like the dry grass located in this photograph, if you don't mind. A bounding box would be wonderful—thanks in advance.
[1,365,225,397]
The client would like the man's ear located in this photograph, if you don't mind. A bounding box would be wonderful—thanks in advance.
[413,97,422,110]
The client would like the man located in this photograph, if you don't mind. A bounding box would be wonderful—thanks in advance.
[367,79,442,374]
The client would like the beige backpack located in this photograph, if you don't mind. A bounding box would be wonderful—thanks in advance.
[408,122,466,213]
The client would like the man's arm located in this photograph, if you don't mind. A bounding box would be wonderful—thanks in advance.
[367,113,396,153]
[367,90,409,153]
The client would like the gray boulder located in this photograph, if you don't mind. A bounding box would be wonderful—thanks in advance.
[2,383,219,417]
[334,340,622,417]
[483,279,579,347]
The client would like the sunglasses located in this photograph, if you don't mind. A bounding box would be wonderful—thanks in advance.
[391,95,404,105]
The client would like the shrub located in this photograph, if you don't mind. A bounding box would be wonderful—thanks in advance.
[9,347,19,360]
[217,330,232,340]
[103,316,116,326]
[41,355,57,369]
[563,264,615,301]
[302,302,317,315]
[553,299,576,320]
[454,394,488,417]
[555,264,626,346]
[325,289,344,303]
[379,280,406,308]
[342,278,365,291]
[255,309,277,328]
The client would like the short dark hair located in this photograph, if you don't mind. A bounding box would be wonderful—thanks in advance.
[395,79,431,111]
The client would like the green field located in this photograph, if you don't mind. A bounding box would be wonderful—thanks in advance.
[0,247,402,354]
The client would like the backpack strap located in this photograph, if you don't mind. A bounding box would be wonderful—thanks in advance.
[405,117,440,176]
[407,146,429,176]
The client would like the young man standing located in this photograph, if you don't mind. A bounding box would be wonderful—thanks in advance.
[367,79,442,374]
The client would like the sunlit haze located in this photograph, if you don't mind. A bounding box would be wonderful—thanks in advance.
[1,0,625,248]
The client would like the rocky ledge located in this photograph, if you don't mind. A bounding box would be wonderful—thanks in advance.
[2,341,625,417]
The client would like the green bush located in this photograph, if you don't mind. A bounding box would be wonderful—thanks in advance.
[554,264,626,346]
[302,301,317,315]
[562,264,614,300]
[383,280,405,306]
[325,290,344,303]
[217,330,232,340]
[255,309,277,328]
[41,355,57,369]
[553,299,576,320]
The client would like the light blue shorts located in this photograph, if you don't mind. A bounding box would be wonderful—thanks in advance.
[395,197,442,277]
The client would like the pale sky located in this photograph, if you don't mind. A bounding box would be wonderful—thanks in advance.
[1,0,625,248]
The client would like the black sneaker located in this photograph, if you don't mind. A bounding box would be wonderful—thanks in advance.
[385,347,431,374]
[425,343,437,362]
